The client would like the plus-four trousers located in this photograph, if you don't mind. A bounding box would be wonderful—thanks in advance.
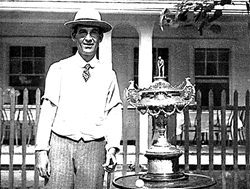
[44,132,106,189]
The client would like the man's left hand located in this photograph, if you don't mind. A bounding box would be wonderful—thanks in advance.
[102,147,118,173]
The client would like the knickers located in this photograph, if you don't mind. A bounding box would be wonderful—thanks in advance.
[44,132,106,189]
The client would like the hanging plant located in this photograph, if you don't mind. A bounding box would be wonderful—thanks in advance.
[246,1,250,29]
[159,0,230,35]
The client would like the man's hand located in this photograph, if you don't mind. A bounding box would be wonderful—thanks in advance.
[102,147,118,173]
[36,150,50,178]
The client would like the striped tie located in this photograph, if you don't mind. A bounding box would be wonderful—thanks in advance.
[82,64,92,82]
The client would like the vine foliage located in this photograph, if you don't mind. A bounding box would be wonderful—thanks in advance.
[160,0,232,35]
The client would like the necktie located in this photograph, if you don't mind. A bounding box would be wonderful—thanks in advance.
[82,64,92,82]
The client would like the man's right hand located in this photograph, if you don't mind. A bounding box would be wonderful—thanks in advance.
[36,150,50,178]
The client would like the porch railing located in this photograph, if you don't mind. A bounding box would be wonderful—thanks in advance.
[0,87,250,189]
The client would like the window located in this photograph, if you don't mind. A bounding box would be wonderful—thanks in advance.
[133,47,139,85]
[152,48,168,80]
[9,46,45,104]
[194,48,230,106]
[133,47,168,86]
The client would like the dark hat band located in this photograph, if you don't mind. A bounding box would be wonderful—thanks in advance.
[75,18,99,21]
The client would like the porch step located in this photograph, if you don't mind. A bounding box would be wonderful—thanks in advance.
[0,144,247,166]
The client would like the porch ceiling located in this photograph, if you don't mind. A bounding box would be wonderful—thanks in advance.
[0,0,249,15]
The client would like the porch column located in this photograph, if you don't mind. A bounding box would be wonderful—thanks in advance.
[138,25,154,153]
[99,31,112,69]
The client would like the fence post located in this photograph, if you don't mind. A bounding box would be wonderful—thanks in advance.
[122,89,128,176]
[245,90,250,188]
[196,90,202,173]
[21,88,28,189]
[233,90,239,189]
[0,87,3,186]
[183,106,190,172]
[9,88,15,189]
[34,88,41,189]
[221,90,227,189]
[134,110,140,173]
[208,90,214,175]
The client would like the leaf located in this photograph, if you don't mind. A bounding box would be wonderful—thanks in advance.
[209,24,221,34]
[246,2,250,14]
[194,3,203,11]
[220,0,232,6]
[159,8,171,30]
[177,10,189,22]
[195,9,203,22]
[208,10,223,22]
[204,4,215,13]
[198,20,206,36]
[186,2,194,6]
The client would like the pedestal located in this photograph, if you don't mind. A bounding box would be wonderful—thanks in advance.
[123,77,215,188]
[140,144,188,184]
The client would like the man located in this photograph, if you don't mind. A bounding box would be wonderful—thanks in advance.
[35,7,122,189]
[157,56,164,77]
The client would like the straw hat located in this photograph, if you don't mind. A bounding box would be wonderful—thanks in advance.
[64,8,112,33]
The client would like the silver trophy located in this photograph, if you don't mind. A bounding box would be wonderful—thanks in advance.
[125,64,195,187]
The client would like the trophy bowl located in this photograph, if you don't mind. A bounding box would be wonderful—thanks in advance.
[125,77,195,187]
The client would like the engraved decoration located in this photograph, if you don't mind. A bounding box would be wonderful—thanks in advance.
[125,77,195,117]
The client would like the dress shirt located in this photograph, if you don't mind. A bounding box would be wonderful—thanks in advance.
[35,52,122,152]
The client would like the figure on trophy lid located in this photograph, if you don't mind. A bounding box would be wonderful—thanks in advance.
[157,56,165,77]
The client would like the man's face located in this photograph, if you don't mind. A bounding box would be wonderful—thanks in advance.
[73,25,103,61]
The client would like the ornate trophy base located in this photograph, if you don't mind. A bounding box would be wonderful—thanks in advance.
[139,139,189,187]
[122,77,216,188]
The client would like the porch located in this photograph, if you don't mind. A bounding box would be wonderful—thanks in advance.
[0,144,248,189]
[1,88,250,189]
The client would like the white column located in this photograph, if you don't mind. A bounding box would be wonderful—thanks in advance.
[99,32,112,69]
[138,25,153,153]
